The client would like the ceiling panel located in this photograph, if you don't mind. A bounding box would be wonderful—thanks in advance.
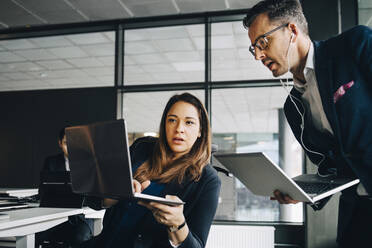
[47,46,88,58]
[0,0,281,30]
[0,51,27,63]
[0,0,44,28]
[66,33,110,45]
[175,0,226,13]
[28,36,73,48]
[227,0,261,9]
[14,49,58,60]
[15,0,86,24]
[36,60,74,70]
[0,39,36,50]
[127,0,178,17]
[69,0,132,20]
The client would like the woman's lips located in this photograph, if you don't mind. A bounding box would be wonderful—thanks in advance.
[172,138,184,144]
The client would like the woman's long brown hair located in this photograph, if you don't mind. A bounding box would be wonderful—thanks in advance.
[134,93,211,184]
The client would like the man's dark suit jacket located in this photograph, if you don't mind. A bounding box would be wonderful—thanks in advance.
[284,25,372,246]
[37,153,93,246]
[82,136,221,248]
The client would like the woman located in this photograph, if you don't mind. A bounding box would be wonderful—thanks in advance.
[83,92,221,248]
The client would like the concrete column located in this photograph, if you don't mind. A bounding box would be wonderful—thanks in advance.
[278,109,303,222]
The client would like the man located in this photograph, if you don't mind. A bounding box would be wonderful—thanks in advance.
[243,0,372,247]
[36,127,93,248]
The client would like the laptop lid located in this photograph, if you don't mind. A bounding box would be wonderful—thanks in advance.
[66,119,184,206]
[213,152,359,203]
[39,171,84,208]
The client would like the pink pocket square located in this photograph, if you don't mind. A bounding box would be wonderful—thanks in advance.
[333,80,354,103]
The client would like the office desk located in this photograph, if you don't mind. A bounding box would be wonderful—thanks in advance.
[83,208,105,235]
[0,207,83,248]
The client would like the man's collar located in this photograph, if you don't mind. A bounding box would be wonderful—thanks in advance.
[293,42,314,92]
[304,42,315,71]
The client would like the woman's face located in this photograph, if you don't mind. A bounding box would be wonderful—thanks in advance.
[165,101,201,158]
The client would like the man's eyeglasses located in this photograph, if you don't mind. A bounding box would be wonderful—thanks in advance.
[249,23,289,57]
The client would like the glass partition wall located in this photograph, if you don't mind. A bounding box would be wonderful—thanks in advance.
[0,15,304,223]
[120,20,303,223]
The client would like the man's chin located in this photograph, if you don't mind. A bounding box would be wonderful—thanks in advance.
[271,68,286,77]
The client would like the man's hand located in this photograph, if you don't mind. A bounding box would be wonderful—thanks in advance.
[270,190,300,204]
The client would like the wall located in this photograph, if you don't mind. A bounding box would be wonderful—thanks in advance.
[0,87,116,188]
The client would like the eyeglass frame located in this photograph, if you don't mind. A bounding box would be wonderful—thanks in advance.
[249,23,289,56]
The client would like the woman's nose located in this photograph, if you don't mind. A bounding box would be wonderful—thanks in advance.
[176,122,185,133]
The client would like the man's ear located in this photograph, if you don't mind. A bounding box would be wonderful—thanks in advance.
[288,23,299,42]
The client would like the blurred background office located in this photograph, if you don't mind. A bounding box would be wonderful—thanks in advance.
[0,0,370,247]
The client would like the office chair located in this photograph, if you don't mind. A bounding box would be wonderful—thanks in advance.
[211,144,233,178]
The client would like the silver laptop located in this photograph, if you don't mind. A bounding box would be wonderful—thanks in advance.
[214,152,360,203]
[65,119,184,206]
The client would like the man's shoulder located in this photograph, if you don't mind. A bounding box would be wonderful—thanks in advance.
[342,25,371,37]
[314,25,371,59]
[44,153,64,162]
[321,25,371,47]
[43,153,65,171]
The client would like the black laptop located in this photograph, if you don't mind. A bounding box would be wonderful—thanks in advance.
[39,171,84,208]
[65,119,184,206]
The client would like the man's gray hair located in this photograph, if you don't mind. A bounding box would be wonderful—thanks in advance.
[243,0,309,35]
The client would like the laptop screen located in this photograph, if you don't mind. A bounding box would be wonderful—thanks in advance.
[39,171,84,208]
[66,119,134,200]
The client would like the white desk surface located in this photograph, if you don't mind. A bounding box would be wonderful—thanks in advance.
[0,188,38,198]
[0,207,83,237]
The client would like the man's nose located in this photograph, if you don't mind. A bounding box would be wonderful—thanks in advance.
[254,47,265,60]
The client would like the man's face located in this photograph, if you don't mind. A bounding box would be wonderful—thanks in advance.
[58,135,68,158]
[248,13,291,77]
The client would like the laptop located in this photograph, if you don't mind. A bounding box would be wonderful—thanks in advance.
[0,201,29,211]
[39,171,85,208]
[65,119,184,206]
[213,152,360,203]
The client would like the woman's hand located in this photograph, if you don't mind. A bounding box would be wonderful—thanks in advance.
[138,195,188,245]
[138,195,185,227]
[133,179,151,193]
[103,179,150,208]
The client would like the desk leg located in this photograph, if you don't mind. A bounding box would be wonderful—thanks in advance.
[16,234,35,248]
[93,218,103,236]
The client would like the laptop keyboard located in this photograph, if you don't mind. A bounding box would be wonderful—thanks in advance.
[295,181,338,194]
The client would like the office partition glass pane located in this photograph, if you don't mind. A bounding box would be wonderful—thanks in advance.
[358,0,372,28]
[124,25,205,85]
[212,87,303,222]
[0,32,115,92]
[122,90,204,144]
[211,21,291,81]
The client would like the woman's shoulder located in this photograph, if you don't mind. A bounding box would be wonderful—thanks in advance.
[200,163,221,185]
[130,136,157,152]
[130,136,157,164]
